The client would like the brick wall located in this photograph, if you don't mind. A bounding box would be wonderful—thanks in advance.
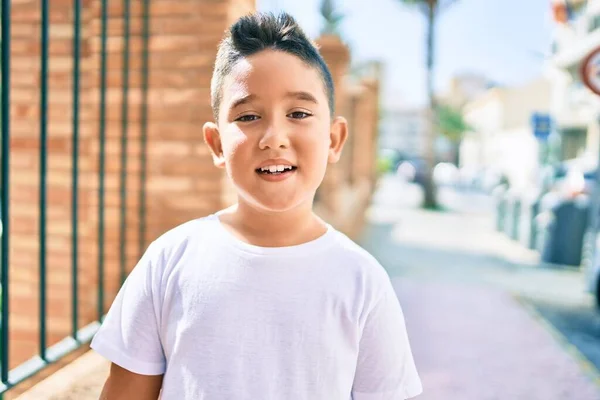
[314,34,350,221]
[341,77,380,238]
[352,77,380,186]
[8,0,255,372]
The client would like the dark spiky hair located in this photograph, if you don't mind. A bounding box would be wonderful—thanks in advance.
[210,12,335,121]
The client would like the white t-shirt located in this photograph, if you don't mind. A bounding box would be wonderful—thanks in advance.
[90,214,422,400]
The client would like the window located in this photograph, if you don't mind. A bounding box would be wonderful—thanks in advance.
[560,127,588,160]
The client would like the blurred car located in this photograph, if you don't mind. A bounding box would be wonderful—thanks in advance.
[396,161,416,181]
[396,157,428,187]
[378,148,402,172]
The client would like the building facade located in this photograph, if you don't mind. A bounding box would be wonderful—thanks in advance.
[379,108,427,157]
[460,79,552,190]
[549,0,600,166]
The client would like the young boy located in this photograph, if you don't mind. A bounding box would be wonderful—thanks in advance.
[91,11,422,400]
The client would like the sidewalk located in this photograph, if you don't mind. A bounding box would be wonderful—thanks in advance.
[395,279,600,399]
[15,351,107,400]
[363,180,600,399]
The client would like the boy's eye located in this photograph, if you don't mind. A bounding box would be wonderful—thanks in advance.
[288,111,311,119]
[236,115,260,122]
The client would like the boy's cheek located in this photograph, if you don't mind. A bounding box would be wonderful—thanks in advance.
[223,134,250,157]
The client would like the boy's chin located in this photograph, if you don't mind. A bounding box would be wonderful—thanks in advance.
[243,194,311,214]
[253,199,304,213]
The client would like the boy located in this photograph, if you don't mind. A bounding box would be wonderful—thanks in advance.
[91,11,422,400]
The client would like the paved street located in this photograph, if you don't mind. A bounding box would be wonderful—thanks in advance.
[363,175,600,399]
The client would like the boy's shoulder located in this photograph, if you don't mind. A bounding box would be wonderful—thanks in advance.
[330,229,377,261]
[150,214,219,249]
[157,214,216,240]
[327,229,390,282]
[143,214,219,260]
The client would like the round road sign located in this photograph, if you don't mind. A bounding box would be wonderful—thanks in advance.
[581,45,600,96]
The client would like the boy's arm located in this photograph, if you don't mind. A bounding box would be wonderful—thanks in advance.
[99,363,163,400]
[352,277,422,400]
[91,240,167,396]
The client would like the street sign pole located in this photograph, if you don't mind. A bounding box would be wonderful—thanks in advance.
[531,112,552,192]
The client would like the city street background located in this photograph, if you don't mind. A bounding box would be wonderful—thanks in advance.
[364,175,600,399]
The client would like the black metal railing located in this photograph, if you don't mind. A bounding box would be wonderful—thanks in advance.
[1,0,12,388]
[0,0,152,394]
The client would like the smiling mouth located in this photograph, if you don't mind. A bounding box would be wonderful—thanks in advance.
[255,165,298,175]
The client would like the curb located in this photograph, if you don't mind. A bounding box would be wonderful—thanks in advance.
[514,294,600,391]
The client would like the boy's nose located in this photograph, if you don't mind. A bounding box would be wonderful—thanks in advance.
[258,123,290,150]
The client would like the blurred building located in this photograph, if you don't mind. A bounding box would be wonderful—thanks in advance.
[460,78,552,190]
[548,0,600,167]
[438,73,493,109]
[436,73,494,164]
[378,108,427,157]
[379,74,491,163]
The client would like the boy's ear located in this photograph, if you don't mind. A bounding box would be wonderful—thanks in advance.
[328,116,348,164]
[203,122,226,168]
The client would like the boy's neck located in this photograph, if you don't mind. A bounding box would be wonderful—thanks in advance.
[218,199,328,248]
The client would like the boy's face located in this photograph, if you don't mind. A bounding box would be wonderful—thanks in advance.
[203,49,347,213]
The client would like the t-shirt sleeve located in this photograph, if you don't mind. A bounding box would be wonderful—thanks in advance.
[352,276,423,400]
[90,241,166,376]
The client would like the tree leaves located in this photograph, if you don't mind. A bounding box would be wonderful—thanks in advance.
[435,104,472,143]
[320,0,345,35]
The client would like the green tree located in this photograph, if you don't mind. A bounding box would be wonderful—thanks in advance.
[436,103,470,143]
[436,103,471,165]
[397,0,458,208]
[320,0,344,35]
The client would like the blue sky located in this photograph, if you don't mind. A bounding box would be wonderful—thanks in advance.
[258,0,555,108]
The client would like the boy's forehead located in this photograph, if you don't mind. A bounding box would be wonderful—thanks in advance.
[223,58,252,96]
[222,50,327,106]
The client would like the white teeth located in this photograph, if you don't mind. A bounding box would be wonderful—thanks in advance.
[258,165,295,173]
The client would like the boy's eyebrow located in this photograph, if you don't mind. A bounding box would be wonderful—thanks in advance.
[230,94,257,110]
[229,91,318,110]
[286,91,318,104]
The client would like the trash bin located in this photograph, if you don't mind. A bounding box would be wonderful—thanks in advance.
[540,194,590,267]
[493,185,508,232]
